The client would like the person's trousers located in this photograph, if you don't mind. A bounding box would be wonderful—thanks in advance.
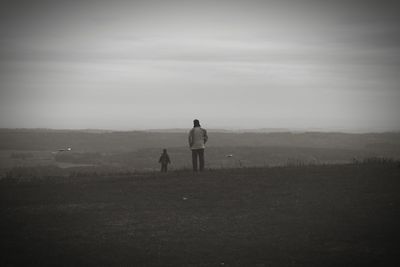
[191,149,205,171]
[161,164,168,172]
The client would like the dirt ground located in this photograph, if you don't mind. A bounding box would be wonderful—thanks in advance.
[1,164,399,266]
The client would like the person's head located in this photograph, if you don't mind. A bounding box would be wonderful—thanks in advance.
[193,119,200,127]
[163,149,167,153]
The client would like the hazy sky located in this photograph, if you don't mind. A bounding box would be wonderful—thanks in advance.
[1,0,399,131]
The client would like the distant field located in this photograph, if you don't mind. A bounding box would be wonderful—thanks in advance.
[1,129,399,176]
[1,163,399,266]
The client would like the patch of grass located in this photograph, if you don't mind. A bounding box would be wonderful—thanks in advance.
[1,164,399,266]
[352,156,399,165]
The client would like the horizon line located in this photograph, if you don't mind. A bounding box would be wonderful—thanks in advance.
[0,127,399,135]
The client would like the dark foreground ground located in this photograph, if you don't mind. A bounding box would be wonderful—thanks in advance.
[1,164,399,266]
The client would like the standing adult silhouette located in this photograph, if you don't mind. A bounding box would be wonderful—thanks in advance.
[188,119,208,171]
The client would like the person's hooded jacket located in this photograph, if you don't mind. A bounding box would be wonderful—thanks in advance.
[188,126,208,149]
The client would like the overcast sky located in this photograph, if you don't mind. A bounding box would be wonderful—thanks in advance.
[0,0,399,131]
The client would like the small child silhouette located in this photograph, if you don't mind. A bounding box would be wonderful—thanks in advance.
[159,149,171,172]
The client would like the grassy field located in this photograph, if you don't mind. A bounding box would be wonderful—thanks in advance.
[1,163,399,266]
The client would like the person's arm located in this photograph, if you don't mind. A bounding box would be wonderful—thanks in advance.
[167,154,171,164]
[203,129,208,144]
[188,129,193,147]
